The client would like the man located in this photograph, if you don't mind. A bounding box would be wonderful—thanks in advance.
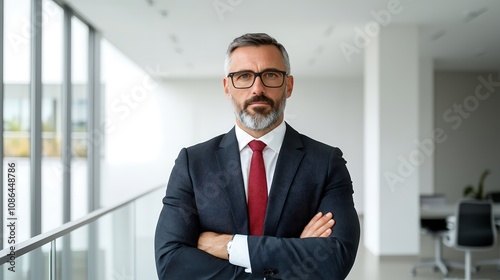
[155,33,360,279]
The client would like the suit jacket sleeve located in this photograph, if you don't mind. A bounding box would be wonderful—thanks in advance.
[154,148,260,280]
[247,147,360,280]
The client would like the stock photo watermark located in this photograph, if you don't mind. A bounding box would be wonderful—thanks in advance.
[177,159,240,225]
[5,162,18,272]
[340,0,407,63]
[385,73,500,191]
[52,66,166,178]
[213,0,246,21]
[278,238,341,279]
[7,1,59,54]
[442,74,499,130]
[110,74,159,120]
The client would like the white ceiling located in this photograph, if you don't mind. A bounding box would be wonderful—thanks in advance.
[64,0,500,79]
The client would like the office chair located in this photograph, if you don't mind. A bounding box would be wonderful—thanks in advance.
[474,191,500,270]
[412,194,451,276]
[443,199,496,280]
[485,192,500,203]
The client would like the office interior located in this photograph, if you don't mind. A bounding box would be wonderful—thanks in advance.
[1,0,500,279]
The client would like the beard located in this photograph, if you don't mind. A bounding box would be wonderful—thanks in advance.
[230,91,287,131]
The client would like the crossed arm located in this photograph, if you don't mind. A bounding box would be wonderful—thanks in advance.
[197,212,335,260]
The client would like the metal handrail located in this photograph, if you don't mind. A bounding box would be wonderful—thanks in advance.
[0,184,164,265]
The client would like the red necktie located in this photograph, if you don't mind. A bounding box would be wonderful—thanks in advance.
[247,140,268,236]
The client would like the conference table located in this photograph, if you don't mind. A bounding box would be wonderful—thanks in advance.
[420,203,500,219]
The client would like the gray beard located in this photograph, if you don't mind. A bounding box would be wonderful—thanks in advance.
[230,92,286,131]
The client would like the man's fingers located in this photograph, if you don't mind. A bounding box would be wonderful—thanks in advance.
[316,219,335,237]
[319,228,332,237]
[300,212,323,237]
[300,212,335,238]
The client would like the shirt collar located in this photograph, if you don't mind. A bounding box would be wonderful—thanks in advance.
[235,121,286,153]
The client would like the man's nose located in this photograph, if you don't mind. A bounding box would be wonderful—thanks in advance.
[251,75,266,95]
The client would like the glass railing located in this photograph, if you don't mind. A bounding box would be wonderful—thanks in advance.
[0,185,164,280]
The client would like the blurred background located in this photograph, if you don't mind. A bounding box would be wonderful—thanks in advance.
[1,0,500,279]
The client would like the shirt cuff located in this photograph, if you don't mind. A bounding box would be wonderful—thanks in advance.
[228,234,252,273]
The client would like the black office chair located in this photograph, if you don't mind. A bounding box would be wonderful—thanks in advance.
[485,192,500,203]
[443,199,496,280]
[412,194,450,276]
[474,191,500,270]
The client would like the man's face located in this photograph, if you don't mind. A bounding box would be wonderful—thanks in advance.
[223,45,294,132]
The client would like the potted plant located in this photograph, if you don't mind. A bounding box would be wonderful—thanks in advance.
[463,169,490,200]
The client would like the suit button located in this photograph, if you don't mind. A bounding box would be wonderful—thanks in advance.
[263,269,278,277]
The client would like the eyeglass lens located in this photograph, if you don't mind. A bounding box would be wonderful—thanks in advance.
[231,71,285,88]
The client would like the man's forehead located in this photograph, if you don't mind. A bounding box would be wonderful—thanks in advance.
[229,45,285,69]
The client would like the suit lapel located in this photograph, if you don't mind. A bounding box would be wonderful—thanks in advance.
[215,128,249,234]
[264,124,304,236]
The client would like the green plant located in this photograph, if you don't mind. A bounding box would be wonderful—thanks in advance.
[463,169,490,200]
[4,118,22,131]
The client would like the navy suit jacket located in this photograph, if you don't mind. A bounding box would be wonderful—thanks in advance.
[155,123,360,279]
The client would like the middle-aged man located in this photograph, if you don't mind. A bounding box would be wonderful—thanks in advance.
[155,33,360,279]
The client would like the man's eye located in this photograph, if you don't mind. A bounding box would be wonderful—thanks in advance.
[264,72,279,79]
[236,73,252,80]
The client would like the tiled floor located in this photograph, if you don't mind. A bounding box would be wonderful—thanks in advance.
[347,217,500,280]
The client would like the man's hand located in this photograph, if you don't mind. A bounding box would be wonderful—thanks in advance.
[197,232,233,260]
[198,212,334,259]
[300,212,335,238]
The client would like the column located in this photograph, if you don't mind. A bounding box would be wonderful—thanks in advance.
[364,26,421,255]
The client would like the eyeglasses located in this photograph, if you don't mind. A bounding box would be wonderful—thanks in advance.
[227,70,288,89]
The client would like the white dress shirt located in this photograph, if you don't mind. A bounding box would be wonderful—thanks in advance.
[228,121,286,273]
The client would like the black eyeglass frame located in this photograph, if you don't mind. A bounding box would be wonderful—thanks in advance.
[227,70,288,89]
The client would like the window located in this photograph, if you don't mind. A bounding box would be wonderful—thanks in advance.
[41,0,64,232]
[2,0,96,244]
[3,0,32,245]
[71,16,89,220]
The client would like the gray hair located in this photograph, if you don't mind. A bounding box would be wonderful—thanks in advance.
[224,33,291,75]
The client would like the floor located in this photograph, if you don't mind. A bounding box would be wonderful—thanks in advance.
[347,217,500,280]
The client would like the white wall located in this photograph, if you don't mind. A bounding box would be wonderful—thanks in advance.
[434,71,500,203]
[101,78,171,207]
[286,77,365,213]
[157,76,365,213]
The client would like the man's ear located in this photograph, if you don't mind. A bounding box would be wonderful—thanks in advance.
[286,75,294,98]
[223,77,231,99]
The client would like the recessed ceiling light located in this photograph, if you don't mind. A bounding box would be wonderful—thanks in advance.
[464,7,488,22]
[324,25,335,37]
[170,35,178,44]
[430,30,446,41]
[315,46,325,55]
[474,48,486,58]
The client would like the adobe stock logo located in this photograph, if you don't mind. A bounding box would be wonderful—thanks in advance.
[384,73,500,191]
[213,0,245,21]
[7,0,59,54]
[442,75,499,129]
[340,0,406,63]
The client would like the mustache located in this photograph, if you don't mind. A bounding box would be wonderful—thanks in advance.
[243,95,274,109]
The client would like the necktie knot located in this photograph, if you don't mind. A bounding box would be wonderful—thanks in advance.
[248,140,266,152]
